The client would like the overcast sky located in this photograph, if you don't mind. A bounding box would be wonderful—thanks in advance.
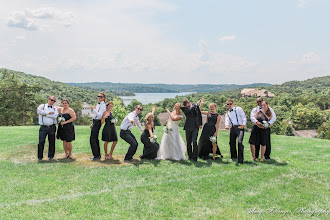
[1,0,329,84]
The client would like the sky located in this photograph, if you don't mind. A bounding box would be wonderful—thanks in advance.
[1,0,329,84]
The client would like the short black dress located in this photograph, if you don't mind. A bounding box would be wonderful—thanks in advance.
[140,126,159,159]
[249,111,268,146]
[102,112,118,142]
[198,112,222,159]
[57,113,75,142]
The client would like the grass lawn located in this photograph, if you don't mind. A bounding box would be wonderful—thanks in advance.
[0,126,329,219]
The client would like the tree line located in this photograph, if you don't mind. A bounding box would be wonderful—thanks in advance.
[1,68,329,139]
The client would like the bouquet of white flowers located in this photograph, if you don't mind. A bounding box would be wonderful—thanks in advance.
[262,121,269,129]
[163,127,173,133]
[110,118,118,124]
[150,135,158,143]
[209,136,217,143]
[58,116,65,127]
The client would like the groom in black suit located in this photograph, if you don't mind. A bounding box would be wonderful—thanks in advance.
[181,99,203,162]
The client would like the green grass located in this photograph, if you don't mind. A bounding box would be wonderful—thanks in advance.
[0,126,329,219]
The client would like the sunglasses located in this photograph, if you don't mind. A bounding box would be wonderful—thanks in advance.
[97,96,104,98]
[227,103,233,106]
[137,108,143,111]
[257,101,262,103]
[49,99,56,102]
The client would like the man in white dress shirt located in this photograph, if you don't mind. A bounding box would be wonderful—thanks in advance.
[250,98,276,160]
[120,105,144,162]
[225,99,247,164]
[90,92,107,160]
[37,96,59,161]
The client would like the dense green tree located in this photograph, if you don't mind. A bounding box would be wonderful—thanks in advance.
[0,70,42,125]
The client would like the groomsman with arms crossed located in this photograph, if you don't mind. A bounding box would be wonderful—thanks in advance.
[181,99,203,162]
[89,92,107,160]
[37,96,59,161]
[120,105,144,162]
[250,98,276,160]
[225,99,247,164]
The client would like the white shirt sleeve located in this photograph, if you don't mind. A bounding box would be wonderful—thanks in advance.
[268,107,276,125]
[37,104,48,115]
[46,108,58,119]
[238,107,247,126]
[127,112,135,122]
[250,107,258,123]
[93,104,107,119]
[225,113,230,127]
[134,116,144,131]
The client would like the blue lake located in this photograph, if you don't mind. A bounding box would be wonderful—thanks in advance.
[119,92,195,105]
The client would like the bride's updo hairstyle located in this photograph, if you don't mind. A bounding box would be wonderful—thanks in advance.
[173,103,181,111]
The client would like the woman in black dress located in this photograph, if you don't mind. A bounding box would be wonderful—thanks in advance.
[101,101,118,159]
[198,103,223,160]
[140,106,159,159]
[249,101,272,162]
[57,99,76,159]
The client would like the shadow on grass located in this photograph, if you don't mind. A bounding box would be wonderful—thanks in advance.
[134,159,161,167]
[38,158,77,163]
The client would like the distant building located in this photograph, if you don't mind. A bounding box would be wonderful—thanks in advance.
[81,102,92,117]
[241,88,275,98]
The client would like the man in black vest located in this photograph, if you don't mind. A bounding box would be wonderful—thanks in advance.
[181,99,203,162]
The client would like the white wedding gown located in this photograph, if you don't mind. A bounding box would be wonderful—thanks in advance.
[156,114,187,160]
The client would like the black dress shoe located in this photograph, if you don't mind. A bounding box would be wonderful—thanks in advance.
[48,157,54,161]
[193,157,198,162]
[124,159,132,162]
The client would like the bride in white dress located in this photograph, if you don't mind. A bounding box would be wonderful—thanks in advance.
[157,103,187,161]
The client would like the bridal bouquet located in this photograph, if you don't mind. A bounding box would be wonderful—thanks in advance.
[58,116,65,127]
[163,127,173,133]
[110,118,118,124]
[262,121,269,129]
[209,136,217,143]
[150,135,158,143]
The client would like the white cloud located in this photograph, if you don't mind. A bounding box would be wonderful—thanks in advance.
[6,8,76,31]
[219,35,236,41]
[7,11,38,30]
[301,52,320,64]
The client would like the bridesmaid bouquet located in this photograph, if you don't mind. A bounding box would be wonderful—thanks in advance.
[209,136,217,143]
[262,121,269,129]
[163,127,173,133]
[150,135,158,143]
[111,118,118,124]
[58,116,65,127]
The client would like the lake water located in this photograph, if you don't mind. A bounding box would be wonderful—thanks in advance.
[119,92,195,105]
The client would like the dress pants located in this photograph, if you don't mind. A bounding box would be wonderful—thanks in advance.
[38,125,56,159]
[120,130,138,160]
[185,128,199,160]
[90,119,101,158]
[255,128,271,159]
[229,126,244,163]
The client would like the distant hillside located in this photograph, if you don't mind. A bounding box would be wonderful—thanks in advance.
[0,69,116,104]
[69,82,177,94]
[68,82,272,94]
